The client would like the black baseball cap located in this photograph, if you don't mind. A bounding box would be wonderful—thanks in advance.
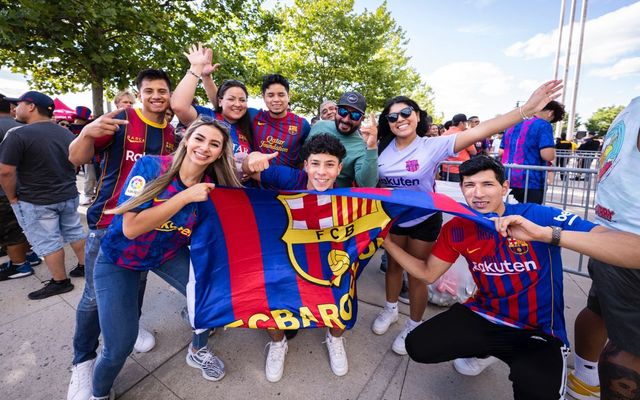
[337,92,366,114]
[452,113,468,125]
[4,91,55,112]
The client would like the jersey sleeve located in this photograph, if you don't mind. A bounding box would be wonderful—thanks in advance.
[536,120,555,149]
[0,128,24,166]
[117,156,160,212]
[194,105,216,119]
[424,134,457,160]
[534,204,597,232]
[260,165,306,190]
[354,147,379,188]
[300,118,311,143]
[430,220,461,263]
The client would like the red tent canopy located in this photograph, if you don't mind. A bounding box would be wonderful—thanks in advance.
[53,98,75,121]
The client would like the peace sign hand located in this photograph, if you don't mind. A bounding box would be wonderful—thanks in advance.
[80,108,128,139]
[360,112,378,150]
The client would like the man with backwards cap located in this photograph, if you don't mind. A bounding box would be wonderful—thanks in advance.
[0,91,86,300]
[308,91,379,188]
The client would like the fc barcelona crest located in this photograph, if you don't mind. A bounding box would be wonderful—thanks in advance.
[506,237,529,255]
[278,193,391,287]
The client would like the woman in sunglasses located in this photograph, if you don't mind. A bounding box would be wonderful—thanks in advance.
[88,118,242,399]
[371,80,563,356]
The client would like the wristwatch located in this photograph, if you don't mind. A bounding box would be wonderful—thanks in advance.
[550,226,562,246]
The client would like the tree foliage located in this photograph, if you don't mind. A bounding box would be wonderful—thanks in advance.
[255,0,435,116]
[585,105,625,137]
[0,0,274,114]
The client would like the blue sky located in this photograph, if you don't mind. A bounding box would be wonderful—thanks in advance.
[1,0,638,122]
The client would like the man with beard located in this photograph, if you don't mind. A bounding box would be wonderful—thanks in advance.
[309,92,378,188]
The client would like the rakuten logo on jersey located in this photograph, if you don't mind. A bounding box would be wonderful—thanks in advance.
[471,260,538,276]
[125,150,145,162]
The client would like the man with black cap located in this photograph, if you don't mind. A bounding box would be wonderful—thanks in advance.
[441,113,477,182]
[0,91,86,300]
[308,91,378,188]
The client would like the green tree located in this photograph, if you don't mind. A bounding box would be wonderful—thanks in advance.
[0,0,272,114]
[586,105,625,136]
[255,0,436,116]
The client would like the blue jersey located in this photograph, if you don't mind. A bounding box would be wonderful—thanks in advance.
[260,165,308,190]
[432,203,596,345]
[249,108,310,167]
[500,117,555,189]
[100,155,201,270]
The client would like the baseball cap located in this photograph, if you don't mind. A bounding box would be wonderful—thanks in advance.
[452,113,467,125]
[4,91,55,112]
[74,106,92,120]
[337,92,366,114]
[0,93,12,113]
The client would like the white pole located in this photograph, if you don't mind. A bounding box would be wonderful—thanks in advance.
[567,0,588,141]
[553,0,567,80]
[556,0,577,137]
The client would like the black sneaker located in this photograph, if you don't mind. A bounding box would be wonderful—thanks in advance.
[69,264,85,277]
[28,279,74,300]
[26,251,42,267]
[0,262,34,281]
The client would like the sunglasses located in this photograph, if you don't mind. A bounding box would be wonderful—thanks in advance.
[386,106,414,123]
[337,107,363,121]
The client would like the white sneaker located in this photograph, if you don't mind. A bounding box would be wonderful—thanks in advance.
[372,306,399,335]
[265,338,288,383]
[88,389,115,400]
[453,356,498,376]
[79,195,94,206]
[325,332,348,376]
[391,320,417,355]
[186,345,226,381]
[67,358,94,400]
[133,327,155,353]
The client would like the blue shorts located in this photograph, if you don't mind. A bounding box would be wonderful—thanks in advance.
[11,198,86,256]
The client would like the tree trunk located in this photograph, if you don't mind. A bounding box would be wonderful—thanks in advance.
[91,80,104,117]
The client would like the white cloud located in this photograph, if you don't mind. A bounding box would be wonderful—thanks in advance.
[504,2,640,65]
[589,57,640,79]
[428,62,515,119]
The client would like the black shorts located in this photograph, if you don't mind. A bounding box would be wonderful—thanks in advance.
[0,196,27,248]
[406,303,569,400]
[587,258,640,356]
[510,188,544,204]
[390,212,443,242]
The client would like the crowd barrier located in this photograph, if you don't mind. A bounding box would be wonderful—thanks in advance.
[438,152,601,277]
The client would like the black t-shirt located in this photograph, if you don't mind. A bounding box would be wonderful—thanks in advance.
[0,120,78,204]
[0,116,24,197]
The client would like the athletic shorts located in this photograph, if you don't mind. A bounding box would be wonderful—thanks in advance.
[390,212,443,242]
[0,196,27,247]
[587,258,640,356]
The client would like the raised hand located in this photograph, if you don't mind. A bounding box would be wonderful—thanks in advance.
[80,108,128,139]
[202,47,221,77]
[183,43,210,72]
[522,80,564,117]
[360,112,378,149]
[244,151,279,173]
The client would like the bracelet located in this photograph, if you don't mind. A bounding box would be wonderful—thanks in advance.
[187,70,201,80]
[550,226,562,246]
[518,106,531,120]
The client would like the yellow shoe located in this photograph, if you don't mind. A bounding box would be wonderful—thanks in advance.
[567,371,600,399]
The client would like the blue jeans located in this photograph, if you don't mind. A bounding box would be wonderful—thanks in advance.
[72,229,149,365]
[92,247,209,397]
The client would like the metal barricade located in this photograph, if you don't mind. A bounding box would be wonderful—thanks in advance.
[437,157,601,277]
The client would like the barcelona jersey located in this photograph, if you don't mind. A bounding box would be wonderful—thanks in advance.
[431,203,596,345]
[100,155,203,270]
[87,108,174,229]
[249,108,310,167]
[194,106,251,157]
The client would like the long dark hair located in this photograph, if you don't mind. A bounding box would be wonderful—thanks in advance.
[377,96,430,154]
[216,79,253,146]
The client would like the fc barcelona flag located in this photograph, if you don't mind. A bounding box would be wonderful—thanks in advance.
[187,187,494,331]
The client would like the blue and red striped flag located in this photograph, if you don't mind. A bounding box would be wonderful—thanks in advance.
[187,187,494,331]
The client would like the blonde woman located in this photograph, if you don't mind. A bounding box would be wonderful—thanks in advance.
[89,118,241,399]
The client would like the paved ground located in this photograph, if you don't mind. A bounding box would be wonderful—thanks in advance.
[0,180,593,400]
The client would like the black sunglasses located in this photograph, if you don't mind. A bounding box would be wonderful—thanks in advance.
[337,107,363,121]
[386,106,414,123]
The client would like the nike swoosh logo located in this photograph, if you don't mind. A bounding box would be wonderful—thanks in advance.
[467,248,481,254]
